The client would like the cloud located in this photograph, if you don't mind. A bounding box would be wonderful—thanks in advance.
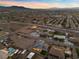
[0,1,51,9]
[0,1,79,9]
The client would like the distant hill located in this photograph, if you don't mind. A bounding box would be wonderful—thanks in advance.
[0,6,31,11]
[0,6,7,9]
[9,6,31,10]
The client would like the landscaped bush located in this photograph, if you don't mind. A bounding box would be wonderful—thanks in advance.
[54,38,64,42]
[40,50,48,56]
[54,31,65,35]
[76,48,79,57]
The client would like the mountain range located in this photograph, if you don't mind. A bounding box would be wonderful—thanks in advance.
[0,6,79,13]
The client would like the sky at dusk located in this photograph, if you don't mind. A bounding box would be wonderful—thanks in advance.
[0,0,79,9]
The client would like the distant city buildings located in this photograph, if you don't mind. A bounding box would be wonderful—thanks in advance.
[0,9,79,59]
